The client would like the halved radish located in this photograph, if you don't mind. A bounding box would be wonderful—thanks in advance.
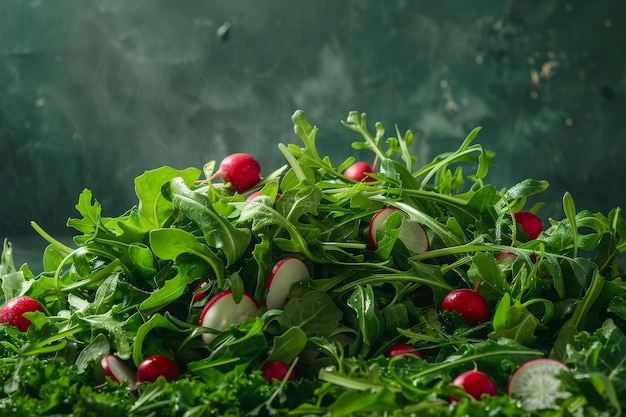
[265,257,310,309]
[368,208,429,254]
[507,358,571,411]
[101,354,137,386]
[199,289,258,344]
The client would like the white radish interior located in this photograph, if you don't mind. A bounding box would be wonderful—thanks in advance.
[200,290,258,344]
[369,207,429,253]
[266,257,310,309]
[102,354,136,386]
[507,358,570,411]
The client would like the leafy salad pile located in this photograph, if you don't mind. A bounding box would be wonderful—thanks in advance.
[1,110,625,417]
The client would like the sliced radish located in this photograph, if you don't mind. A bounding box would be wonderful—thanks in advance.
[507,358,571,411]
[265,257,310,310]
[199,289,258,344]
[101,354,137,386]
[368,208,429,254]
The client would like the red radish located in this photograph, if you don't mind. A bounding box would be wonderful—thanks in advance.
[368,208,429,254]
[451,369,498,401]
[344,161,376,182]
[136,355,180,384]
[101,354,137,386]
[507,358,571,411]
[265,257,310,309]
[191,279,211,303]
[0,295,44,332]
[246,190,281,202]
[208,153,261,193]
[199,289,258,344]
[261,360,297,382]
[440,288,490,326]
[385,343,423,359]
[512,211,544,240]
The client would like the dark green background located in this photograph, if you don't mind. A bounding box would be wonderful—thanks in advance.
[1,1,624,270]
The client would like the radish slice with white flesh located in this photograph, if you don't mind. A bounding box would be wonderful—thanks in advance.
[368,207,429,254]
[101,354,136,386]
[507,358,571,411]
[199,289,258,344]
[266,257,310,309]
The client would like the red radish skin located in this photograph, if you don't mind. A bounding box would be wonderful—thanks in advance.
[191,279,211,303]
[136,355,180,384]
[507,358,571,411]
[247,191,281,203]
[440,288,490,326]
[512,211,544,240]
[210,153,262,193]
[451,369,498,401]
[101,354,137,386]
[368,208,429,254]
[261,360,297,382]
[0,296,44,332]
[265,257,310,309]
[199,290,258,344]
[385,343,423,359]
[344,161,376,182]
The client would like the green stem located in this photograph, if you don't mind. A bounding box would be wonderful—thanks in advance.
[59,259,122,293]
[30,221,74,255]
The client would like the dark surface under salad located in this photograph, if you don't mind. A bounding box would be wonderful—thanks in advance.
[1,110,625,417]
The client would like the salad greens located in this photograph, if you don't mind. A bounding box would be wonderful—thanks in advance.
[1,109,626,416]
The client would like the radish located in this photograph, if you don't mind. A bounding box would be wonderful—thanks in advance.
[385,343,423,359]
[136,354,180,384]
[343,161,376,182]
[199,289,258,344]
[101,354,137,386]
[208,153,262,193]
[0,295,44,332]
[507,358,571,411]
[512,211,544,240]
[247,190,281,203]
[265,257,310,309]
[440,288,490,326]
[261,360,297,382]
[451,369,498,401]
[368,207,429,254]
[191,279,211,304]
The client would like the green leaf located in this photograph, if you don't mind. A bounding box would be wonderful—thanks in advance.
[277,290,342,338]
[347,284,385,356]
[489,293,540,345]
[168,177,251,267]
[139,257,210,313]
[150,228,225,286]
[267,326,308,364]
[135,166,201,229]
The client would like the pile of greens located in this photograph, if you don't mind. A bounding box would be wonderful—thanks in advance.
[1,110,625,417]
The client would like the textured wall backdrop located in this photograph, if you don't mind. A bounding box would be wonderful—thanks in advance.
[1,0,625,269]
